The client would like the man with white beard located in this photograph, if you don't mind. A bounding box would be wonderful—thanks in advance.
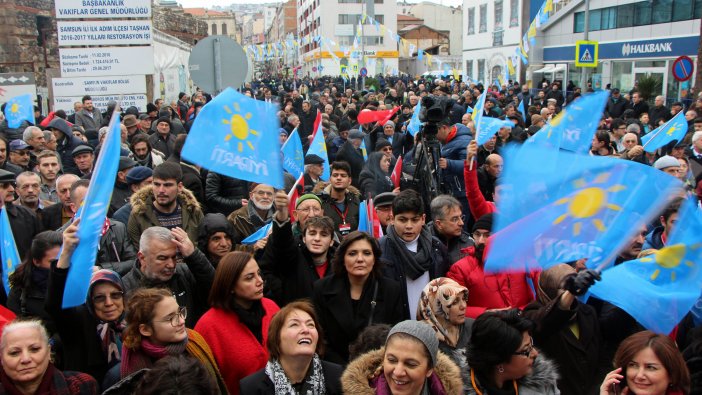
[227,182,275,252]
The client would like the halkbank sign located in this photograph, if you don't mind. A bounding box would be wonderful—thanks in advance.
[544,36,698,61]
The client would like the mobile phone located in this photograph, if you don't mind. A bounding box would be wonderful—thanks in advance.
[611,382,620,395]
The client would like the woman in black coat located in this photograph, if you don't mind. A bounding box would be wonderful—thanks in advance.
[313,231,406,365]
[358,151,395,198]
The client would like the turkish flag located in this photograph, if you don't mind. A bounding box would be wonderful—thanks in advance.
[288,174,304,222]
[311,110,322,138]
[357,107,400,125]
[391,156,403,188]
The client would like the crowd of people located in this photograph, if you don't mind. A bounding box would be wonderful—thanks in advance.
[0,74,699,394]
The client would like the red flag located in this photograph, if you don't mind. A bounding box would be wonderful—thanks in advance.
[391,156,403,188]
[357,107,400,125]
[311,110,322,138]
[368,198,382,238]
[288,174,304,222]
[0,305,15,333]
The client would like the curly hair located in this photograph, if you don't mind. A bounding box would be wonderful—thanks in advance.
[122,288,173,350]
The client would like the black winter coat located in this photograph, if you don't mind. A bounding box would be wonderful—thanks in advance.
[5,203,41,260]
[336,141,365,188]
[204,172,248,216]
[259,220,335,306]
[40,202,67,231]
[239,361,344,394]
[313,274,406,364]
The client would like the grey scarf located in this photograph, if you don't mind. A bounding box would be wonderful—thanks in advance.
[386,225,434,280]
[264,354,326,395]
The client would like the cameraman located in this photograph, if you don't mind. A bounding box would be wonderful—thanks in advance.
[437,118,473,231]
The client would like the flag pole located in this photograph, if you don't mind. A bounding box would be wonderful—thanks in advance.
[287,172,304,201]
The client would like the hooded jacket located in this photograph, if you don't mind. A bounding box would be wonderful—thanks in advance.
[197,213,236,265]
[441,123,473,200]
[464,355,560,395]
[341,348,463,395]
[126,184,203,248]
[48,118,84,176]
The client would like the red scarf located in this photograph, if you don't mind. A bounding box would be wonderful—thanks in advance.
[0,362,56,395]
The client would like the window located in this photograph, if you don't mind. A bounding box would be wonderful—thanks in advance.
[695,0,702,18]
[466,60,473,79]
[589,9,602,30]
[617,4,633,28]
[673,0,693,21]
[337,35,384,45]
[510,0,519,27]
[601,7,617,29]
[477,59,485,82]
[222,23,228,35]
[479,4,487,32]
[652,0,672,23]
[495,0,503,29]
[211,23,217,35]
[573,12,584,33]
[634,2,651,25]
[467,7,475,35]
[338,14,384,24]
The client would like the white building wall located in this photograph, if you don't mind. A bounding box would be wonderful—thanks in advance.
[408,3,463,56]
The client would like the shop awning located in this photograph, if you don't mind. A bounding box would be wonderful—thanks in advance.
[533,65,566,73]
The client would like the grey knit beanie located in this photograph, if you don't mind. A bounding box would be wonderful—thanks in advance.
[386,320,439,367]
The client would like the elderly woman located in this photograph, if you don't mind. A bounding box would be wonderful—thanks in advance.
[45,219,127,385]
[359,152,396,198]
[7,231,62,331]
[466,309,560,394]
[600,331,690,395]
[417,277,474,388]
[313,231,406,365]
[0,319,98,394]
[239,301,343,394]
[195,251,280,395]
[341,320,463,394]
[116,288,226,394]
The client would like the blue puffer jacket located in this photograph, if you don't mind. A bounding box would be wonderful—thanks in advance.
[441,123,473,199]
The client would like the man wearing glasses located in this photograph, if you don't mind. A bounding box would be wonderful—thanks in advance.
[8,140,32,172]
[428,195,473,266]
[228,183,276,252]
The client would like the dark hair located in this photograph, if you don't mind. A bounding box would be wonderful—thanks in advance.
[131,133,151,148]
[81,95,92,103]
[172,134,187,160]
[348,324,391,361]
[614,331,690,395]
[330,161,351,177]
[611,118,626,132]
[267,300,324,361]
[153,162,183,183]
[392,189,424,216]
[208,251,254,311]
[55,110,67,119]
[332,231,383,278]
[467,309,535,381]
[135,355,218,395]
[662,197,684,222]
[69,179,91,203]
[123,288,173,350]
[595,130,611,145]
[304,216,336,237]
[9,231,63,290]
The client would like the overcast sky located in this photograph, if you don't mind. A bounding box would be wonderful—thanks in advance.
[177,0,463,8]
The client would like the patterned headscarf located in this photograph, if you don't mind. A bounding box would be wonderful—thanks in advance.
[86,269,126,369]
[417,277,469,348]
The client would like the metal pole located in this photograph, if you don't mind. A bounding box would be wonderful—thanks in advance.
[580,0,590,90]
[361,1,366,90]
[214,37,222,95]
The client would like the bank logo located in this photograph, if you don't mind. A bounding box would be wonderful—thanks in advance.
[622,43,631,57]
[621,41,673,57]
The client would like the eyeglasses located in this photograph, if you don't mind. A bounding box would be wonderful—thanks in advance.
[155,307,187,327]
[441,214,465,224]
[513,337,534,357]
[92,291,124,305]
[253,190,274,197]
[472,230,491,240]
[296,206,323,214]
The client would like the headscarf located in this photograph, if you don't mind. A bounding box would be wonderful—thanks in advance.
[86,269,126,369]
[417,277,469,348]
[536,264,576,305]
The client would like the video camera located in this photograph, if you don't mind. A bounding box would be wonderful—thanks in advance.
[419,95,455,126]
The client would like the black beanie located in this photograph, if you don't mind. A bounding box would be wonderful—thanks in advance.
[472,213,493,233]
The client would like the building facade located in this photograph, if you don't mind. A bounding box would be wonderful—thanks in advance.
[462,0,524,84]
[264,0,299,76]
[407,2,463,56]
[531,0,699,100]
[297,0,399,77]
[183,8,238,41]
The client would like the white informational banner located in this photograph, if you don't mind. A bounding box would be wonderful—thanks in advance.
[60,46,154,77]
[52,75,147,97]
[58,21,153,46]
[56,0,152,19]
[54,94,148,113]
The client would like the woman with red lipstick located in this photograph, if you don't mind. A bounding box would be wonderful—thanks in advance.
[195,251,280,395]
[239,301,344,394]
[600,331,690,395]
[115,288,226,394]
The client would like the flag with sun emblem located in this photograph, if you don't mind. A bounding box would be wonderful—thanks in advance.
[486,143,683,273]
[182,87,283,189]
[641,110,688,153]
[4,94,34,128]
[0,207,20,296]
[305,122,330,181]
[590,197,702,334]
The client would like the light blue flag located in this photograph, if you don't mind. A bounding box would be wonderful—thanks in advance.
[282,128,304,176]
[527,91,609,154]
[407,100,422,136]
[242,222,272,245]
[641,111,688,153]
[306,123,330,181]
[418,50,423,60]
[182,87,283,189]
[465,106,473,115]
[471,91,486,122]
[357,201,369,233]
[476,117,514,146]
[485,143,683,273]
[590,197,702,334]
[0,208,20,296]
[62,112,122,308]
[360,139,368,161]
[4,94,33,128]
[518,99,527,123]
